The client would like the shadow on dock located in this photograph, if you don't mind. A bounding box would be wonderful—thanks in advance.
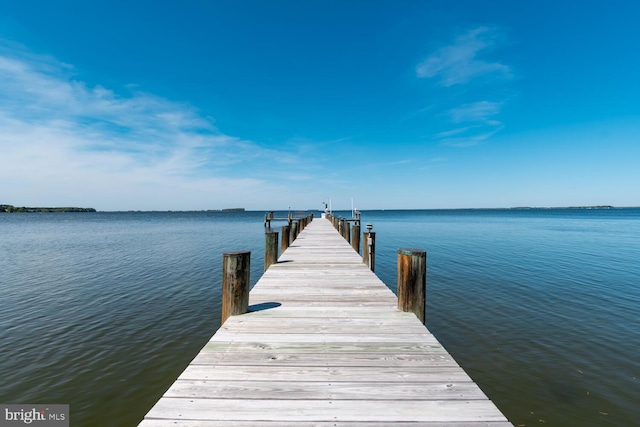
[248,302,282,312]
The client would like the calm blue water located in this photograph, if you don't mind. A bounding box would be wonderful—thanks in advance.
[1,209,639,426]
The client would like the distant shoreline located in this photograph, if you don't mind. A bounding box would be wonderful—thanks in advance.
[0,204,96,213]
[3,205,636,214]
[508,205,615,210]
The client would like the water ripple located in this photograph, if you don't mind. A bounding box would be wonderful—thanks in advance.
[1,210,639,426]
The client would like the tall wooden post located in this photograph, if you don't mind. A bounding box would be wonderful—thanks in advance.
[281,225,291,253]
[368,231,376,272]
[345,221,351,244]
[397,248,427,324]
[222,251,250,324]
[351,224,360,254]
[291,220,298,242]
[362,231,376,271]
[264,230,278,271]
[362,231,370,268]
[363,224,375,271]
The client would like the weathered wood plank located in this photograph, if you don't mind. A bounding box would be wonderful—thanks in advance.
[143,398,507,422]
[242,306,418,318]
[191,350,456,366]
[209,332,439,343]
[163,380,490,400]
[192,341,447,354]
[176,365,474,382]
[217,316,433,334]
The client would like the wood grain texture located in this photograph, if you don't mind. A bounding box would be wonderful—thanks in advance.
[140,218,512,426]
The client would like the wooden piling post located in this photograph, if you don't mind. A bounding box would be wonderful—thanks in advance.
[291,220,298,242]
[345,220,351,244]
[362,231,370,269]
[397,248,426,324]
[281,225,291,253]
[264,230,278,271]
[363,224,375,271]
[352,223,360,254]
[362,234,376,270]
[222,251,250,324]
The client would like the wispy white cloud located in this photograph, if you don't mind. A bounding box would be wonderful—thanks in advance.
[0,41,318,210]
[414,27,512,148]
[438,125,504,147]
[416,27,511,86]
[435,126,472,138]
[448,101,501,123]
[433,101,504,147]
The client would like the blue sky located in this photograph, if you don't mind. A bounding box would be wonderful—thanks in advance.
[1,1,639,210]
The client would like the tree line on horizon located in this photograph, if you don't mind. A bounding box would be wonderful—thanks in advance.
[0,204,96,213]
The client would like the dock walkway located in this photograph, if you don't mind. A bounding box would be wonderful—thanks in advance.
[140,218,511,426]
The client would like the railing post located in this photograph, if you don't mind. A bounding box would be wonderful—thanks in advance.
[362,223,376,271]
[264,230,278,271]
[397,248,427,324]
[222,251,250,324]
[281,225,291,253]
[362,231,370,268]
[351,223,360,254]
[345,221,351,244]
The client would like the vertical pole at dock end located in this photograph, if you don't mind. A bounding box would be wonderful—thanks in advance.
[369,232,376,272]
[264,230,278,271]
[397,248,426,324]
[352,224,360,254]
[222,251,250,324]
[281,225,291,253]
[363,231,375,271]
[362,231,369,266]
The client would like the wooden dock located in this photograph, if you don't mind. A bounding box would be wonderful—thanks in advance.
[140,218,512,426]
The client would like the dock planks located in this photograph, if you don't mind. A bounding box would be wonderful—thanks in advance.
[140,218,512,426]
